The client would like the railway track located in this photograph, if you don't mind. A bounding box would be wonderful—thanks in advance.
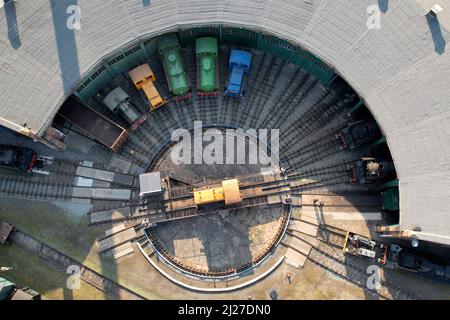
[0,173,138,202]
[197,95,219,125]
[274,76,320,130]
[9,228,145,300]
[89,199,137,215]
[0,175,74,200]
[281,122,346,157]
[238,52,275,128]
[287,161,353,180]
[289,173,352,193]
[89,169,354,227]
[258,68,304,129]
[144,204,291,279]
[282,134,341,161]
[196,96,208,123]
[307,245,417,300]
[286,225,419,300]
[248,58,285,129]
[266,72,312,130]
[152,106,178,139]
[173,100,190,128]
[0,159,79,200]
[138,113,166,143]
[120,142,151,169]
[278,83,355,140]
[86,160,356,214]
[279,92,335,143]
[148,53,172,98]
[280,91,355,145]
[217,46,230,125]
[134,118,166,148]
[119,103,185,170]
[228,99,242,128]
[285,143,343,170]
[287,97,344,142]
[0,157,139,201]
[128,130,160,156]
[279,97,341,151]
[88,171,287,225]
[166,101,187,129]
[183,47,201,120]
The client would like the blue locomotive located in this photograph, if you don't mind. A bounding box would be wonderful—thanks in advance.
[225,50,252,98]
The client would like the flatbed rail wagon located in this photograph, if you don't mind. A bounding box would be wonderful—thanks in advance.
[58,96,128,152]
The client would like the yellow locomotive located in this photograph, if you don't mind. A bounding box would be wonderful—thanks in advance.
[193,179,242,207]
[129,64,167,111]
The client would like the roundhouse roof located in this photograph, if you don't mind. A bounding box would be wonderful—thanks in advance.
[0,0,449,244]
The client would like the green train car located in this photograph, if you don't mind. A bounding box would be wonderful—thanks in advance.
[196,37,219,95]
[157,34,190,96]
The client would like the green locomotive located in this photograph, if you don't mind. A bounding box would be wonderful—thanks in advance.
[196,37,219,95]
[157,34,190,96]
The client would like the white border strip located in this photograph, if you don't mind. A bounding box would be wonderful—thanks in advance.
[137,243,285,293]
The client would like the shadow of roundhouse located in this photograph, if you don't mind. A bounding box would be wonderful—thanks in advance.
[152,204,287,283]
[49,0,81,92]
[4,0,21,49]
[426,13,447,55]
[378,0,389,13]
[98,246,120,299]
[153,210,255,279]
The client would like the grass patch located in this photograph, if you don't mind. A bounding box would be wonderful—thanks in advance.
[0,199,163,300]
[0,244,110,300]
[0,199,101,263]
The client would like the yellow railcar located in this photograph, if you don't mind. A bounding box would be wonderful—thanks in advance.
[193,179,241,207]
[129,64,167,111]
[194,187,224,205]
